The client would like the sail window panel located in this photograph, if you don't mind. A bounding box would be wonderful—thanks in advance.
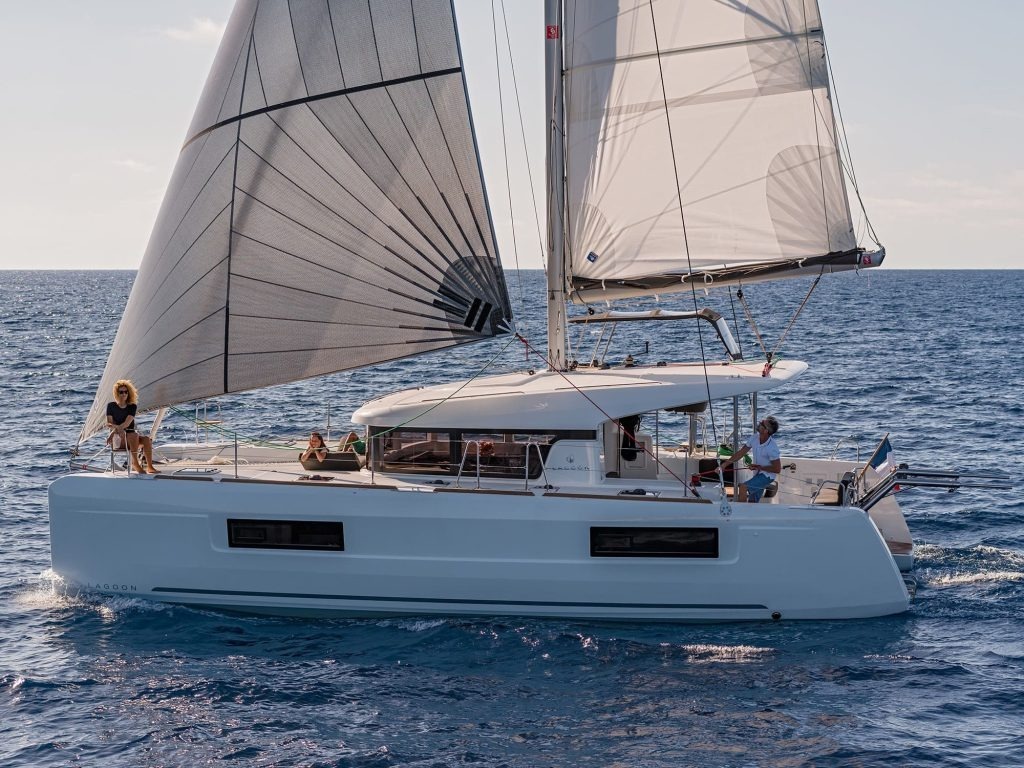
[413,0,461,73]
[368,0,422,82]
[185,1,258,140]
[289,0,346,97]
[328,0,383,89]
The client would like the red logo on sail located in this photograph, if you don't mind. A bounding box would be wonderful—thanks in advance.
[546,25,560,39]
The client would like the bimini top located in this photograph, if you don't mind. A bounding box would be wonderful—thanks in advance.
[353,359,807,431]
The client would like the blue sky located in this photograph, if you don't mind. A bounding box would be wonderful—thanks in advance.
[0,1,1019,271]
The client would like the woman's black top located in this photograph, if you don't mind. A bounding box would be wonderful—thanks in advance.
[106,401,137,432]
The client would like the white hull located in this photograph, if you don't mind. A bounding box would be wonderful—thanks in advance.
[49,470,909,621]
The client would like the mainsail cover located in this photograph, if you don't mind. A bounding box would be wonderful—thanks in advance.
[82,0,511,442]
[563,0,863,302]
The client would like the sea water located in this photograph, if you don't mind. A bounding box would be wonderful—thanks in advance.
[1,269,1022,767]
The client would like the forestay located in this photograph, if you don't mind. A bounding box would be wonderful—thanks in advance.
[81,0,511,443]
[563,0,864,301]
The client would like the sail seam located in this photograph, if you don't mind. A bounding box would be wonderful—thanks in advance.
[229,181,476,310]
[182,67,463,150]
[133,145,236,311]
[229,231,483,321]
[223,13,258,395]
[235,130,472,297]
[298,102,475,297]
[380,83,493,300]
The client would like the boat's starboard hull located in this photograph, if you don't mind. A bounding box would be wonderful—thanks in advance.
[48,472,909,621]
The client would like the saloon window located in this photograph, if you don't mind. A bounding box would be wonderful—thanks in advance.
[227,519,344,551]
[590,527,718,558]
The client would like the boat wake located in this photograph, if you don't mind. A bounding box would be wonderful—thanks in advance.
[675,643,777,663]
[917,544,1024,587]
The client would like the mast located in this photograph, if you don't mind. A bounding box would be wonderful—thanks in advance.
[544,0,568,371]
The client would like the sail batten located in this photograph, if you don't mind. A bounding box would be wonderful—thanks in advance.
[563,0,867,302]
[81,0,510,444]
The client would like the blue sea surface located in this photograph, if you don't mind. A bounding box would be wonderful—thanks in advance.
[1,269,1022,767]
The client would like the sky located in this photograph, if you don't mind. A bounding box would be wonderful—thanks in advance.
[0,1,1020,272]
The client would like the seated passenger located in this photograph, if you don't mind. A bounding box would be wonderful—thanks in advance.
[339,430,366,456]
[300,432,328,463]
[106,379,158,474]
[719,415,781,502]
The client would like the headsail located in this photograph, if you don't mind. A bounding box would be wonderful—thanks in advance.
[82,0,511,443]
[563,0,874,303]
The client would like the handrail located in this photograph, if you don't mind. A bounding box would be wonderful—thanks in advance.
[830,435,860,461]
[858,466,1013,512]
[455,439,483,489]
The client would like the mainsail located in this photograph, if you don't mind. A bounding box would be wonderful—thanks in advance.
[563,0,871,302]
[82,0,511,442]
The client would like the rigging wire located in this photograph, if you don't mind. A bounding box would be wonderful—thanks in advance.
[822,34,882,248]
[498,0,546,272]
[645,1,720,450]
[489,0,526,316]
[800,3,833,256]
[165,333,523,450]
[769,273,822,363]
[736,289,770,361]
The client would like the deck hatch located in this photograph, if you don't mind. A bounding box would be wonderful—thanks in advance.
[590,527,718,558]
[227,519,344,551]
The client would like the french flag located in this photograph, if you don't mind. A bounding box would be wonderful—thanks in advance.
[869,435,900,491]
[869,436,893,472]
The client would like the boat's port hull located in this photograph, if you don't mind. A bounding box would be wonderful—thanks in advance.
[49,472,910,621]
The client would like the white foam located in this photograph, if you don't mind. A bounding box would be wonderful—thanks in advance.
[679,644,776,662]
[929,570,1024,587]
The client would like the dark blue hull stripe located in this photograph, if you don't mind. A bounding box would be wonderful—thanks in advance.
[151,586,766,611]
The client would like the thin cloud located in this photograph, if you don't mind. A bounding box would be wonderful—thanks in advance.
[873,169,1024,220]
[164,17,226,44]
[114,159,155,173]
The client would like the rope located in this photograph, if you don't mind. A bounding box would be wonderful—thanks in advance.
[822,36,882,248]
[498,0,546,268]
[736,288,769,360]
[769,273,822,363]
[490,0,526,315]
[645,0,720,453]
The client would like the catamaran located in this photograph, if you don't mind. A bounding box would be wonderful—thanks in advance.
[48,0,1008,620]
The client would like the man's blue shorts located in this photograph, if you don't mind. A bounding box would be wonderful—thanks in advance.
[744,472,774,503]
